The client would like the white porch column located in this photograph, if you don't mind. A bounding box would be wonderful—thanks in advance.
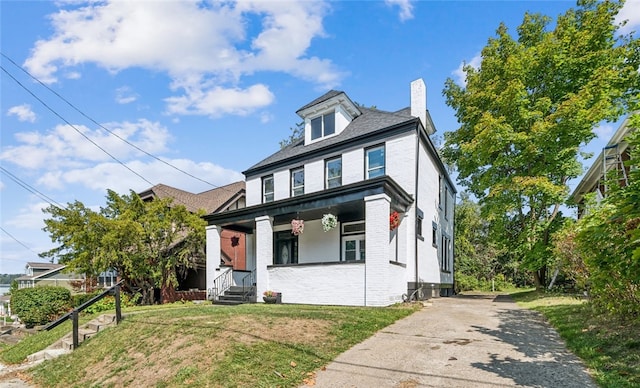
[365,194,391,306]
[255,215,273,302]
[206,225,221,300]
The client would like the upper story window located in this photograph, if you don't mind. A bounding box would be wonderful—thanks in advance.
[291,168,304,197]
[444,186,449,220]
[311,111,335,140]
[366,145,385,179]
[438,175,443,208]
[326,157,342,189]
[262,175,274,203]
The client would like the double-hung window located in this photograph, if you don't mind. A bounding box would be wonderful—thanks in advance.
[342,221,365,261]
[366,145,385,179]
[325,157,342,189]
[441,234,451,272]
[291,168,304,197]
[444,186,449,220]
[311,111,336,140]
[262,175,274,203]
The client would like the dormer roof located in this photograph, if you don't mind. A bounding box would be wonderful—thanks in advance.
[295,90,361,119]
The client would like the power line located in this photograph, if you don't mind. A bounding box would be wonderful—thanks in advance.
[0,166,66,209]
[1,64,157,189]
[1,52,221,189]
[1,54,244,211]
[0,226,40,256]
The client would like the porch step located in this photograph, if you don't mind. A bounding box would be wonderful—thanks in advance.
[212,286,256,306]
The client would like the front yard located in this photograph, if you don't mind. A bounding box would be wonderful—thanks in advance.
[2,302,420,387]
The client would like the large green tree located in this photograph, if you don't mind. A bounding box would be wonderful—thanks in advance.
[41,190,206,304]
[442,0,640,287]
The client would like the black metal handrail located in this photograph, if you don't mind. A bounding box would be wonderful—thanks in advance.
[44,280,124,349]
[241,270,255,302]
[209,268,232,301]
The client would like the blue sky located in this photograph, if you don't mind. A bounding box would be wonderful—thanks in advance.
[2,0,639,275]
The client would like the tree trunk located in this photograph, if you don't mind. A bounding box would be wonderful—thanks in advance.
[534,265,547,290]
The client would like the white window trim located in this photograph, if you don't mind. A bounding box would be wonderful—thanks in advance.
[291,167,304,197]
[325,157,342,189]
[342,234,365,261]
[366,145,385,179]
[310,110,336,142]
[262,175,274,203]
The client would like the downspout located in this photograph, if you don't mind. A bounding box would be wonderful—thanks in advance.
[414,123,420,287]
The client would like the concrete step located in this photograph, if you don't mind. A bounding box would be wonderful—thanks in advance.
[27,348,71,363]
[212,299,244,306]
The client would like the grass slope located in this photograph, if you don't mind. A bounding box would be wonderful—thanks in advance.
[8,303,419,387]
[512,290,640,388]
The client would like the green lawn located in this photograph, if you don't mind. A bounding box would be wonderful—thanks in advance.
[2,302,420,387]
[511,290,640,388]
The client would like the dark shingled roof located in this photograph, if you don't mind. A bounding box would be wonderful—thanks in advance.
[139,181,245,215]
[296,90,345,114]
[244,107,417,175]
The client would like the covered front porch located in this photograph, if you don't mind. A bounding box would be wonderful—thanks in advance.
[204,177,414,306]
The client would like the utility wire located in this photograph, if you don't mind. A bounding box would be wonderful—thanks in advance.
[1,64,157,189]
[0,166,66,209]
[1,52,220,189]
[1,54,244,211]
[0,226,41,256]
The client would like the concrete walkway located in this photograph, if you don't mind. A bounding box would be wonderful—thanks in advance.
[312,294,596,388]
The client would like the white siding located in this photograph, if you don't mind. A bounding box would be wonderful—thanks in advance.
[246,177,261,206]
[298,220,340,263]
[274,170,289,201]
[342,148,363,185]
[305,159,325,194]
[386,134,417,193]
[269,263,365,305]
[416,141,444,284]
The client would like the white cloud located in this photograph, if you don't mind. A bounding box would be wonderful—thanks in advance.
[7,104,37,123]
[39,158,243,195]
[5,201,51,229]
[593,123,614,140]
[0,119,171,170]
[616,0,640,35]
[452,53,482,86]
[385,0,414,22]
[115,86,138,104]
[23,1,342,117]
[165,83,274,118]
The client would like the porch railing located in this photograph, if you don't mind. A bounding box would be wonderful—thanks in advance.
[240,270,256,302]
[208,268,233,301]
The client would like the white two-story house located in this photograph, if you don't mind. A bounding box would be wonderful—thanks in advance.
[205,79,456,306]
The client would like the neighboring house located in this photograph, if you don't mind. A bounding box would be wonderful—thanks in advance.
[138,181,247,296]
[204,79,456,306]
[571,115,635,218]
[15,262,84,291]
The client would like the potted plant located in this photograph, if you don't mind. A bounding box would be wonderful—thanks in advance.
[321,213,338,232]
[390,211,400,231]
[263,290,278,304]
[291,219,304,236]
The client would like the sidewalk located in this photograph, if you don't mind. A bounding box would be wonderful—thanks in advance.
[312,294,596,388]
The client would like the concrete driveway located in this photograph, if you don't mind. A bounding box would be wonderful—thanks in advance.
[312,294,595,388]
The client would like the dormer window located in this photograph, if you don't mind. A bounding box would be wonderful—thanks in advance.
[311,111,335,140]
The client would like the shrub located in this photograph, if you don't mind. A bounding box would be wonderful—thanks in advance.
[83,292,140,315]
[11,286,72,328]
